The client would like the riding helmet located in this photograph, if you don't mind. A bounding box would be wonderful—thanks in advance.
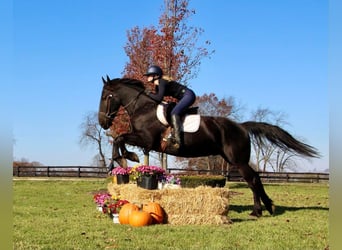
[144,65,163,78]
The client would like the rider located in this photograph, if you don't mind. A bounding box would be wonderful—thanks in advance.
[143,65,196,149]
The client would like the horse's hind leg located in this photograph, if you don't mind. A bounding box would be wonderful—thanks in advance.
[237,163,275,216]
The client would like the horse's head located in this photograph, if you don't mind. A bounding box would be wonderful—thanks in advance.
[98,76,149,129]
[98,76,121,130]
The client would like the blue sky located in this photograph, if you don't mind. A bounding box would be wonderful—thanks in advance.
[9,0,328,171]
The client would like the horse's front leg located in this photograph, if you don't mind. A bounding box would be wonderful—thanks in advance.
[111,138,128,168]
[113,134,140,164]
[114,135,139,163]
[120,144,140,163]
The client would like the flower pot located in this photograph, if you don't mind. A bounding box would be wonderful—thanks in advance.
[112,213,120,224]
[163,183,181,189]
[137,175,158,190]
[116,174,129,184]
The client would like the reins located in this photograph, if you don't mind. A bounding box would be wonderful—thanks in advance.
[105,89,145,119]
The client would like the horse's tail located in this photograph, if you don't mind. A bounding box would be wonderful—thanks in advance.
[241,121,320,158]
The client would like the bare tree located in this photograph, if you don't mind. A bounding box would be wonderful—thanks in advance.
[13,158,44,167]
[270,148,298,172]
[79,111,111,167]
[249,107,302,172]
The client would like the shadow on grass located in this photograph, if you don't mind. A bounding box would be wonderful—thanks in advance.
[229,204,328,223]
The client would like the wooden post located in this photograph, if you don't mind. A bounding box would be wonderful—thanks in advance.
[162,153,167,170]
[144,153,149,165]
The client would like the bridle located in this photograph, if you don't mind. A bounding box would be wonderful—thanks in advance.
[105,89,145,119]
[104,94,114,118]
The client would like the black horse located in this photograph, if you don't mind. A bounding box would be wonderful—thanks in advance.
[98,77,319,217]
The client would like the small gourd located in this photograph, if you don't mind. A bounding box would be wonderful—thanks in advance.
[118,203,139,224]
[128,210,152,227]
[142,202,165,224]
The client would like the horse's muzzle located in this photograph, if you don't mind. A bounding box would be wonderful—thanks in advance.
[98,111,111,129]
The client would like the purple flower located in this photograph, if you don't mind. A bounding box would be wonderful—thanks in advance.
[162,174,181,185]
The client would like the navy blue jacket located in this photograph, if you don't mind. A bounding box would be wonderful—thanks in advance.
[147,79,196,116]
[148,79,187,102]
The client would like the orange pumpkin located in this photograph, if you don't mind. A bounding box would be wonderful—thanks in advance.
[128,210,152,227]
[142,202,165,224]
[118,203,139,224]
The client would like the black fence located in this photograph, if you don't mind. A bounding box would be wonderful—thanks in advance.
[13,166,108,178]
[166,168,329,183]
[13,166,329,183]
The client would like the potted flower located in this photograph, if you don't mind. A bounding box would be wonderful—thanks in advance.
[111,166,131,184]
[160,174,181,189]
[93,192,112,212]
[135,165,165,176]
[106,199,129,214]
[103,197,130,223]
[134,165,165,190]
[93,193,129,223]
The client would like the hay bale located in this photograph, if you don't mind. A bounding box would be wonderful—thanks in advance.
[167,214,230,225]
[107,183,230,225]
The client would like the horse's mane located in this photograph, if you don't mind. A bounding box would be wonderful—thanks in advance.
[110,78,146,92]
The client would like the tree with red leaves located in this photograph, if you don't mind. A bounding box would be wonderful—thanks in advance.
[123,0,213,86]
[109,0,213,161]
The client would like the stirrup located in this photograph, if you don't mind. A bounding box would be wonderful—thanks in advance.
[168,137,180,149]
[172,141,180,149]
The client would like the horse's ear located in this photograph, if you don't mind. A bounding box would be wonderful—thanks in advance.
[106,75,110,82]
[102,76,106,85]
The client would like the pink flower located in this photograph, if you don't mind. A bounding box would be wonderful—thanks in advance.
[111,166,131,175]
[135,165,165,176]
[93,192,112,206]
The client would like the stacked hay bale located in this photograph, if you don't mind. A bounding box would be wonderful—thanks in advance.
[107,183,230,225]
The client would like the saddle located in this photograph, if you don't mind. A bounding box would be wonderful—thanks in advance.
[156,102,200,131]
[156,102,201,151]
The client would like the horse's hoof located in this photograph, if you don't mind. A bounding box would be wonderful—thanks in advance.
[265,201,275,215]
[127,152,140,162]
[250,209,262,217]
[117,158,127,168]
[270,204,276,215]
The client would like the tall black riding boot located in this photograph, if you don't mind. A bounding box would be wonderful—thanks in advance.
[171,114,182,149]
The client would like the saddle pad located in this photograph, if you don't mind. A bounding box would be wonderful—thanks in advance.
[156,104,200,133]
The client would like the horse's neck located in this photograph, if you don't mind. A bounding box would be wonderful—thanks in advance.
[121,89,155,115]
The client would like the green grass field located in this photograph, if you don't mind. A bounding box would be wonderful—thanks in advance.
[13,178,329,249]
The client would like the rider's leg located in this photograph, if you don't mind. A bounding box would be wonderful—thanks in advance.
[170,114,182,148]
[170,90,195,148]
